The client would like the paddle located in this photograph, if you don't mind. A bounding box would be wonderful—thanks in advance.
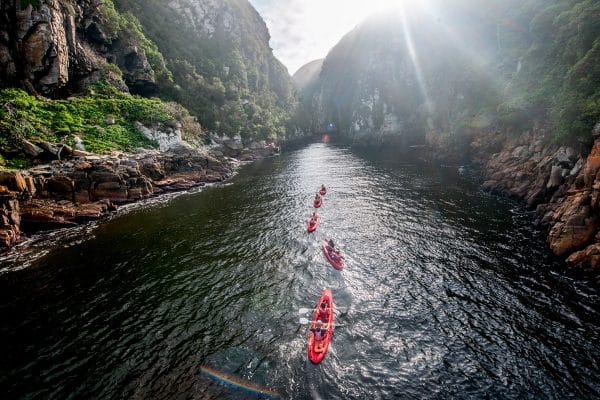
[299,317,345,327]
[298,307,335,314]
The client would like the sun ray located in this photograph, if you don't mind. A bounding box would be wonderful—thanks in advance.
[398,3,433,112]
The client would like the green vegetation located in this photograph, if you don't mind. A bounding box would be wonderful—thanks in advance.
[113,0,296,139]
[98,0,172,85]
[0,82,193,160]
[499,0,600,143]
[300,0,599,146]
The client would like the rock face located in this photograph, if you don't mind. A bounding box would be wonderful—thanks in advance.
[4,0,73,93]
[469,130,600,274]
[113,0,296,137]
[0,0,159,96]
[295,9,473,143]
[135,122,192,152]
[0,174,23,248]
[544,140,600,271]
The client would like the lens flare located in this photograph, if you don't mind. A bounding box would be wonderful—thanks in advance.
[199,366,280,399]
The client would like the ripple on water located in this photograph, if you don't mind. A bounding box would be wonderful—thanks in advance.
[0,143,599,399]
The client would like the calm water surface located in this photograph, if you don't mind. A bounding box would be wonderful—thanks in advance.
[1,143,599,399]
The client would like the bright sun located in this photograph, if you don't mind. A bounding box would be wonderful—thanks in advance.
[360,0,406,13]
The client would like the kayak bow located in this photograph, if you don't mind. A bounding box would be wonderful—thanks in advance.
[308,215,320,232]
[313,196,322,208]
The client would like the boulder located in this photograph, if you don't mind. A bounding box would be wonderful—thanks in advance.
[21,139,44,157]
[59,144,73,158]
[0,228,18,249]
[570,158,584,177]
[566,243,600,271]
[547,191,599,256]
[546,165,563,189]
[224,140,243,151]
[74,190,91,204]
[139,161,165,181]
[46,175,74,199]
[38,141,60,157]
[74,202,111,222]
[554,148,572,168]
[73,136,86,151]
[0,172,26,192]
[565,147,578,161]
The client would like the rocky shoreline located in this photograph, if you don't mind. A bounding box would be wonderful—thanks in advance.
[4,130,600,280]
[0,139,279,253]
[468,125,600,278]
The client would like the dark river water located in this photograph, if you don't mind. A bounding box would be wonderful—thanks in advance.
[1,143,599,399]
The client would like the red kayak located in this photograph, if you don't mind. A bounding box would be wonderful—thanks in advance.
[308,289,334,364]
[307,215,320,232]
[322,241,344,270]
[319,187,327,196]
[313,195,322,208]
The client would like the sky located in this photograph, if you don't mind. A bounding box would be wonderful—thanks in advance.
[248,0,407,75]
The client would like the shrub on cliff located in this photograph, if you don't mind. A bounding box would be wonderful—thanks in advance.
[0,82,203,164]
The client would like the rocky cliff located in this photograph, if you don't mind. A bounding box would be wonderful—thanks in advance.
[0,0,163,96]
[0,139,278,249]
[113,0,297,139]
[0,0,297,141]
[298,0,598,146]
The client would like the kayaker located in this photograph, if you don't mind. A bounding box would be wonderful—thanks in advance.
[317,301,329,321]
[311,212,319,222]
[328,239,335,249]
[320,184,326,192]
[310,320,327,341]
[314,193,321,202]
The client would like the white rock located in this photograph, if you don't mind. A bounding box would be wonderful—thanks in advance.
[134,121,193,152]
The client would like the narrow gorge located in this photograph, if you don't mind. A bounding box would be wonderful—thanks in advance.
[1,1,599,398]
